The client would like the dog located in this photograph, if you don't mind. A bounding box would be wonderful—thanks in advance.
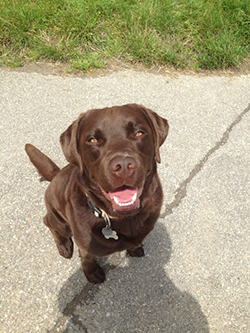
[25,104,169,283]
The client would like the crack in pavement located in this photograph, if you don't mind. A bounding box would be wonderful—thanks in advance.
[48,264,117,333]
[160,103,250,219]
[48,103,250,333]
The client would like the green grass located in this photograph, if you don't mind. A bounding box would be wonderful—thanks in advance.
[0,0,249,71]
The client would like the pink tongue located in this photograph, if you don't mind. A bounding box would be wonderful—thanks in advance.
[109,187,137,203]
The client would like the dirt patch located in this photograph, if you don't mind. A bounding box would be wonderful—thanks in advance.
[3,58,250,78]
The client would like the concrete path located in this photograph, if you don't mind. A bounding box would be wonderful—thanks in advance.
[0,68,249,333]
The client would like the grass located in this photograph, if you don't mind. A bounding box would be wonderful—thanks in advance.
[0,0,249,71]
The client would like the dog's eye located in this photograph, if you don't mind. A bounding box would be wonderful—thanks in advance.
[135,131,145,138]
[88,137,98,144]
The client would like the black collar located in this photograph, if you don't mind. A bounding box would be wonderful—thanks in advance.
[86,196,104,218]
[86,196,119,240]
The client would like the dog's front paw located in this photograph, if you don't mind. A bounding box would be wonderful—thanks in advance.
[85,265,106,284]
[127,245,145,257]
[57,237,74,259]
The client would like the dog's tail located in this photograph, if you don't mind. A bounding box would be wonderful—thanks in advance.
[25,144,60,182]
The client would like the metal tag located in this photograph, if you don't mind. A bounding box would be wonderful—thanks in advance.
[102,226,119,240]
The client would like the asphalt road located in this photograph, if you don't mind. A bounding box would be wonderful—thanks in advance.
[0,68,250,333]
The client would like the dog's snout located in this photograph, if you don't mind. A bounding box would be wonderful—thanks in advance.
[109,156,136,178]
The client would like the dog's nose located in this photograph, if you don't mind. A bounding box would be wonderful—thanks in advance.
[109,156,136,178]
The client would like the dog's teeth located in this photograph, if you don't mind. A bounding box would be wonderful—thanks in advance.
[113,196,120,205]
[118,200,134,207]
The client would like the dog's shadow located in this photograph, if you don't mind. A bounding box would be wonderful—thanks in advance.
[56,222,210,332]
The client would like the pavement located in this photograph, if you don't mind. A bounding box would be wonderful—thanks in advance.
[0,67,249,333]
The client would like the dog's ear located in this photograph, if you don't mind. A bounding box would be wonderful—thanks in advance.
[60,114,85,172]
[141,106,169,163]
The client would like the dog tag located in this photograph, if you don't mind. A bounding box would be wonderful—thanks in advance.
[102,226,118,240]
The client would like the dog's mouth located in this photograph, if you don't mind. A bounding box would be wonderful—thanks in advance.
[101,185,143,213]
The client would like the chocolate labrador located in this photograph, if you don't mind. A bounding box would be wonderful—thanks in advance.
[25,104,169,283]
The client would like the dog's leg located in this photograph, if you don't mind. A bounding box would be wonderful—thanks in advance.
[50,229,73,259]
[44,212,73,259]
[78,249,105,283]
[127,244,145,257]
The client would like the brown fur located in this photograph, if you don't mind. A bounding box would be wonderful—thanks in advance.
[25,104,169,283]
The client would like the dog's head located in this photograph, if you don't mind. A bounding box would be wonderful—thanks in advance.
[60,104,169,215]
